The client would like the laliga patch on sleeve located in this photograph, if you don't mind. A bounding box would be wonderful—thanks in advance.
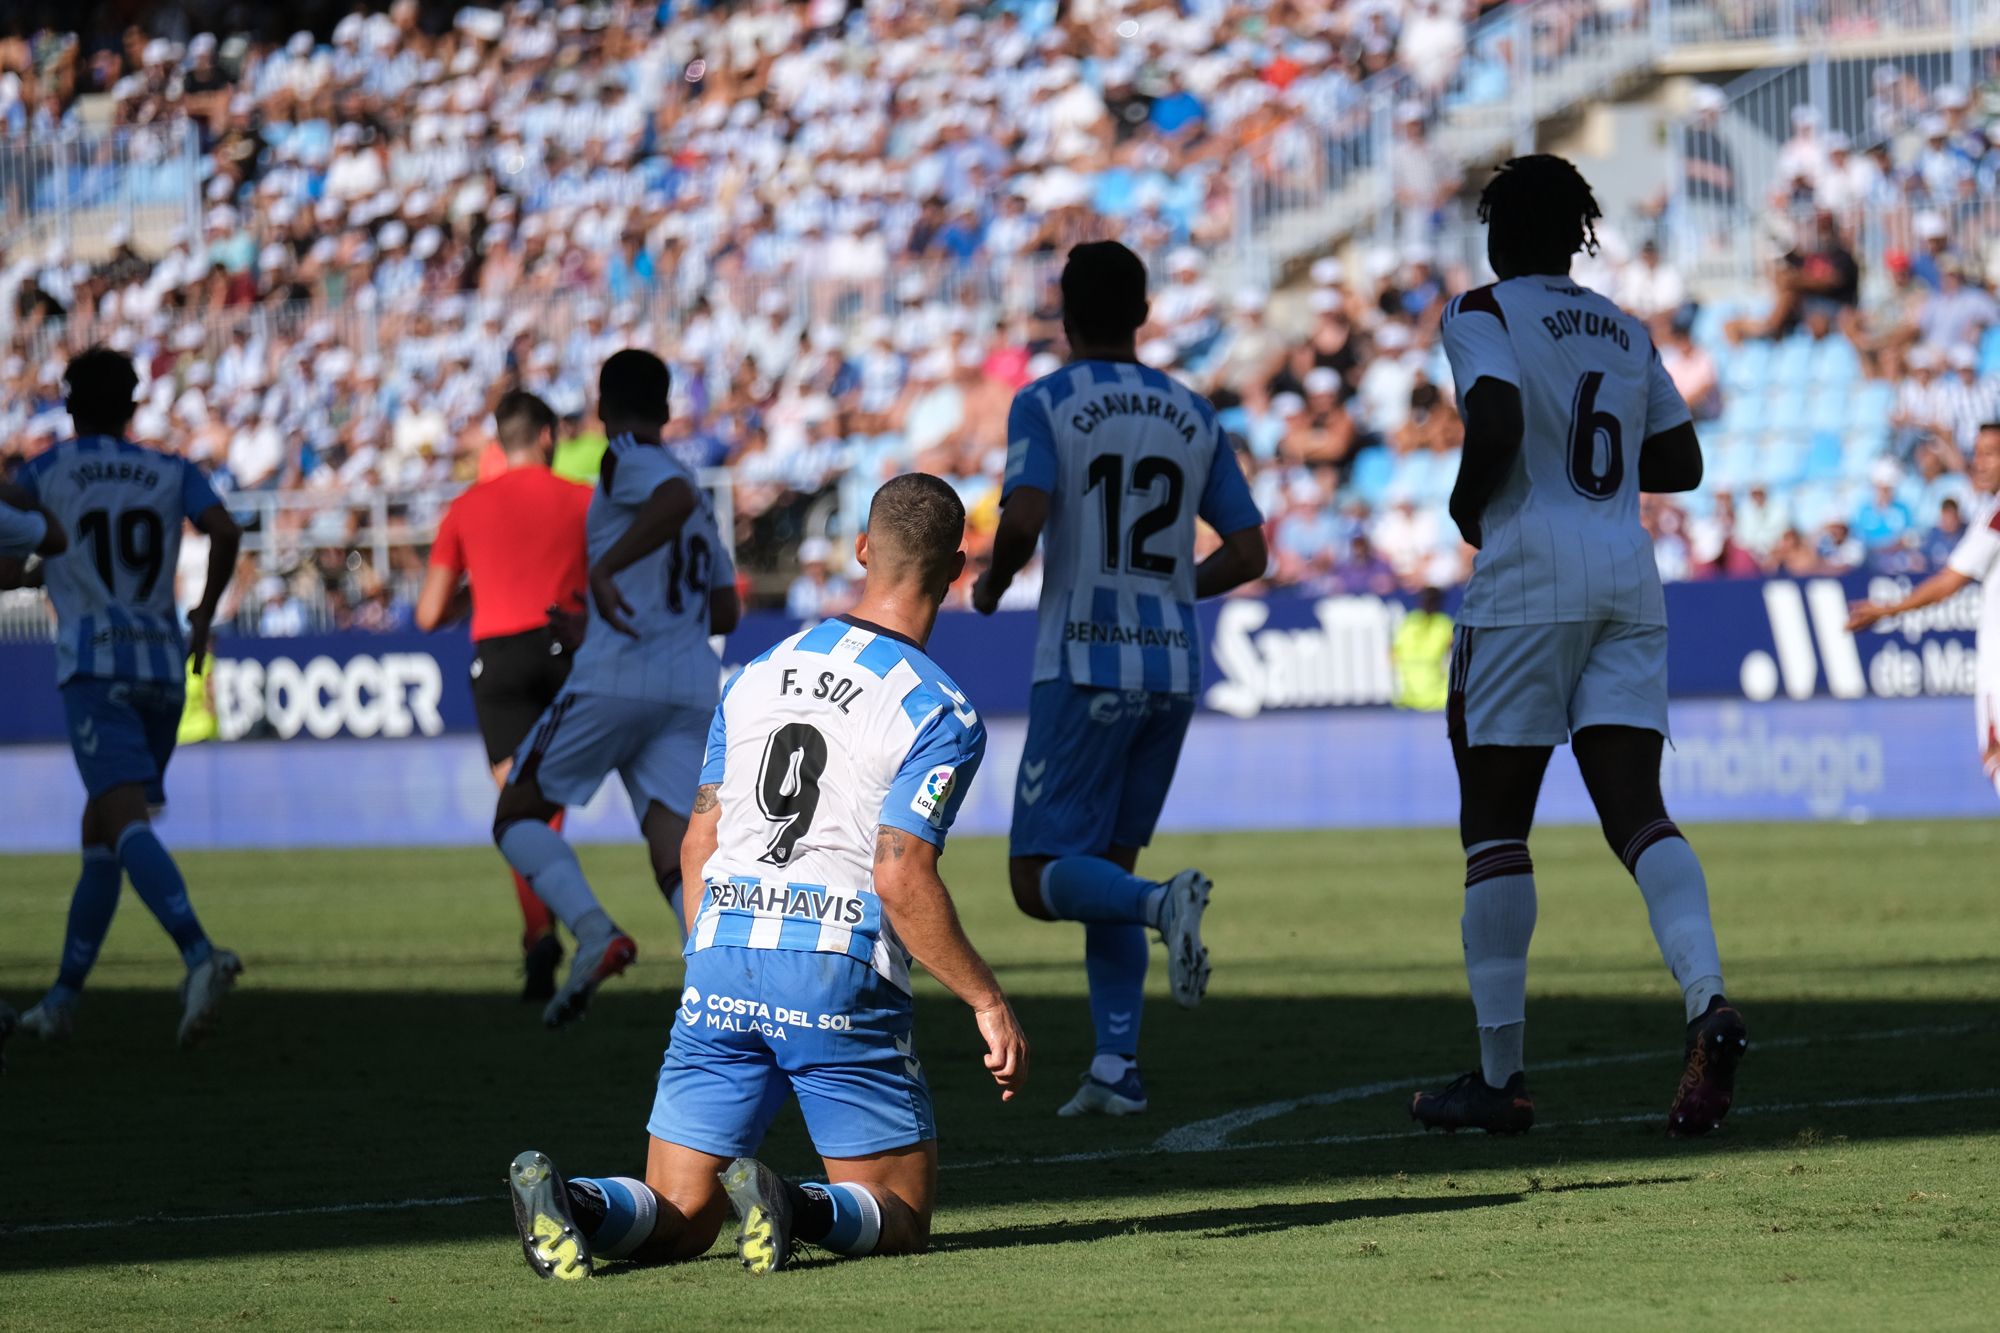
[910,765,957,826]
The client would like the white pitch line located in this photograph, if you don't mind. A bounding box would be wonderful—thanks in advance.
[4,1023,1985,1236]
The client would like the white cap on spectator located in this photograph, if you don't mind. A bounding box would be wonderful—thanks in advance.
[1920,114,1948,138]
[1395,99,1424,124]
[1308,289,1341,314]
[412,227,443,260]
[1915,211,1947,239]
[143,38,172,64]
[1310,256,1343,287]
[336,123,364,147]
[1403,242,1435,267]
[259,243,290,271]
[1936,83,1969,110]
[1364,246,1399,281]
[107,223,131,248]
[206,177,234,203]
[189,32,217,57]
[1691,85,1726,113]
[1910,345,1941,369]
[174,325,205,350]
[1140,338,1177,366]
[1304,367,1341,396]
[1272,391,1304,419]
[1870,459,1904,488]
[1169,246,1201,273]
[799,537,833,565]
[1949,344,1979,370]
[335,14,365,44]
[379,221,410,250]
[1790,105,1821,129]
[288,31,314,57]
[1028,352,1063,379]
[1375,321,1412,352]
[1234,289,1269,313]
[1826,131,1851,152]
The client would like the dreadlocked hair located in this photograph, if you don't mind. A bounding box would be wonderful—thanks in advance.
[1478,154,1602,268]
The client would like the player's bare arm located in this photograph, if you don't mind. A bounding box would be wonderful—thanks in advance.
[1449,378,1526,548]
[679,782,721,937]
[187,503,242,672]
[1193,523,1268,599]
[973,485,1047,614]
[590,476,697,637]
[413,564,473,632]
[1638,421,1704,494]
[1848,567,1974,632]
[872,826,1029,1100]
[707,584,741,636]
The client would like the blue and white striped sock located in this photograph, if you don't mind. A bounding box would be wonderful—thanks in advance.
[801,1182,881,1256]
[567,1176,657,1259]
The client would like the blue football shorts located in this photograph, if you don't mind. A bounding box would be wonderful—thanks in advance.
[61,676,184,805]
[1447,621,1670,748]
[511,689,709,817]
[648,945,934,1160]
[1008,680,1196,858]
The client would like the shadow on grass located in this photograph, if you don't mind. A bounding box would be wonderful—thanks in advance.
[0,987,1992,1273]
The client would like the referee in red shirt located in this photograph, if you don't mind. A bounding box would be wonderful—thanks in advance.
[417,391,594,1001]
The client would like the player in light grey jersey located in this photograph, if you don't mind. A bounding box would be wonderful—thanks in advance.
[495,349,741,1028]
[1413,157,1745,1139]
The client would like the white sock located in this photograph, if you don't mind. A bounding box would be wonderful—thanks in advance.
[1462,840,1537,1086]
[1090,1053,1137,1084]
[1629,834,1726,1023]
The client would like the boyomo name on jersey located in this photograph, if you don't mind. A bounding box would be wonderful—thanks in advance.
[1539,307,1633,351]
[1004,359,1264,694]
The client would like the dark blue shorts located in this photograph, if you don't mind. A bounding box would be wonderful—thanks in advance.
[61,676,184,805]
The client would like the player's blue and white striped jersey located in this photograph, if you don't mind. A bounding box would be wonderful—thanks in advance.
[16,435,221,686]
[690,616,986,994]
[1440,278,1693,627]
[562,432,735,706]
[1004,359,1263,692]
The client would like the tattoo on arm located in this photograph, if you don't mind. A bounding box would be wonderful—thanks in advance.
[692,783,720,814]
[874,827,909,865]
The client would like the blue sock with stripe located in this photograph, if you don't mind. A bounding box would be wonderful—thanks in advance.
[1039,858,1166,927]
[52,848,123,999]
[498,819,612,938]
[1085,923,1147,1063]
[800,1182,882,1255]
[566,1176,657,1259]
[116,823,211,970]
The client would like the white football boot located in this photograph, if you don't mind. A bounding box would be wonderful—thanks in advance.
[20,994,77,1043]
[1057,1068,1149,1117]
[178,948,243,1046]
[1156,868,1213,1009]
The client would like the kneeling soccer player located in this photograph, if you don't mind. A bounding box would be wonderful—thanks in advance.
[507,474,1028,1278]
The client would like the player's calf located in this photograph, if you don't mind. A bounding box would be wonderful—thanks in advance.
[720,1158,926,1273]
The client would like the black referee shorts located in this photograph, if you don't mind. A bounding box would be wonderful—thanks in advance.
[471,627,574,767]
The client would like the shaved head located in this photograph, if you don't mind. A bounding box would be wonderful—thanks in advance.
[865,473,966,592]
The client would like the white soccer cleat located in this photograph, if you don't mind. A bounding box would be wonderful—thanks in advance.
[1057,1069,1149,1117]
[1157,868,1212,1009]
[20,995,77,1043]
[178,948,243,1047]
[542,926,637,1029]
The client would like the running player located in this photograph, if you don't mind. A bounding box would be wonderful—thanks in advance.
[1848,423,2000,797]
[494,349,739,1028]
[2,347,245,1047]
[1410,156,1744,1138]
[971,241,1267,1117]
[418,390,593,1001]
[505,474,1026,1279]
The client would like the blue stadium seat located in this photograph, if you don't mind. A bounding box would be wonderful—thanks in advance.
[1851,380,1894,432]
[1769,337,1813,389]
[1391,451,1435,500]
[1806,384,1851,433]
[1790,482,1841,531]
[1807,336,1860,387]
[1982,326,2000,377]
[1419,449,1461,506]
[1718,391,1766,436]
[1720,340,1771,395]
[1843,428,1887,475]
[1802,429,1847,482]
[1757,433,1808,488]
[1709,435,1756,491]
[1349,447,1394,505]
[1767,389,1811,436]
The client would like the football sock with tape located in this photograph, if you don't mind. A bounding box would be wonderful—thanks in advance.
[498,819,607,936]
[1626,831,1726,1023]
[1085,923,1147,1062]
[565,1176,656,1259]
[54,847,122,995]
[1462,840,1537,1087]
[1039,858,1165,927]
[798,1181,881,1256]
[116,823,212,970]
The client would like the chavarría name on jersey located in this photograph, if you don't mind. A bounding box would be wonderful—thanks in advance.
[706,879,867,925]
[1068,391,1201,442]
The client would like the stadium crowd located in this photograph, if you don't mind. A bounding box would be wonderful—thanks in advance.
[0,2,1992,631]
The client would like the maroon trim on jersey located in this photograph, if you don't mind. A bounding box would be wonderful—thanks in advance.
[1455,284,1507,327]
[1987,504,2000,533]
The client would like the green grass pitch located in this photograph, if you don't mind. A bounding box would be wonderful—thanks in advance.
[3,821,1998,1330]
